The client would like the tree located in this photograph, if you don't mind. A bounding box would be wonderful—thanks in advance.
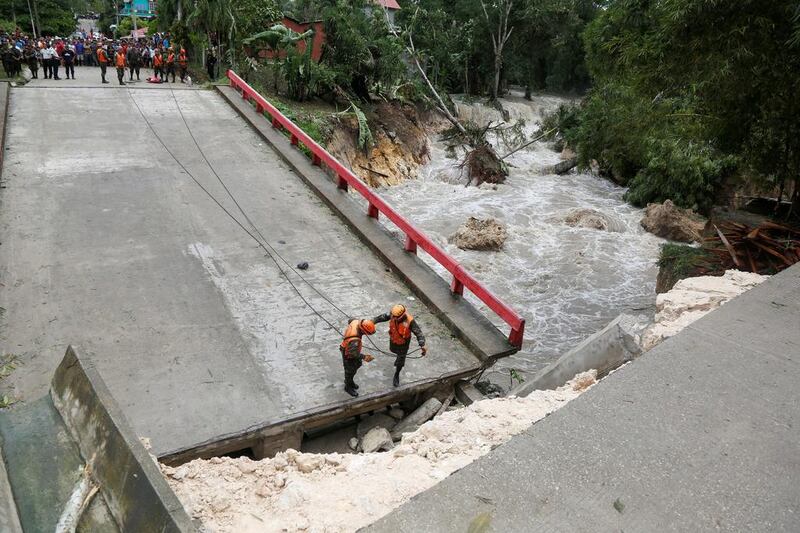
[571,0,800,214]
[480,0,514,100]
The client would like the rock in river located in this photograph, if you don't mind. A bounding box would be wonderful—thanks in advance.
[449,217,508,251]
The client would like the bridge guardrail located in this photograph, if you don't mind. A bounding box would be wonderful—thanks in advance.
[226,69,525,347]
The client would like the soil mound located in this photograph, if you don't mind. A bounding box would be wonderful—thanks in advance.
[640,200,706,242]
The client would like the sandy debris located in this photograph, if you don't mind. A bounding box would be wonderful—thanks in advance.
[162,371,597,533]
[641,269,768,350]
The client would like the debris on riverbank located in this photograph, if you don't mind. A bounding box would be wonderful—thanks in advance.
[640,200,706,243]
[162,371,597,533]
[641,269,768,350]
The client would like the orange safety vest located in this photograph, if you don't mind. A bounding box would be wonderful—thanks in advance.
[389,313,414,345]
[340,320,363,356]
[153,54,163,67]
[115,52,125,68]
[167,53,175,65]
[178,52,187,66]
[97,48,108,64]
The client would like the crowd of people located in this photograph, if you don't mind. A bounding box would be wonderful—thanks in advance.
[0,31,217,85]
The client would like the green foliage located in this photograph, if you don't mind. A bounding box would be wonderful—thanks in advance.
[657,243,714,292]
[626,138,737,212]
[349,101,373,151]
[0,0,75,36]
[316,0,405,100]
[280,44,334,101]
[575,0,800,213]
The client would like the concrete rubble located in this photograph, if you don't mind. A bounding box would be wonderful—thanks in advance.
[641,269,768,350]
[162,371,597,533]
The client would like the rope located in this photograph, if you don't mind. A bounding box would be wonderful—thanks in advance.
[128,88,423,359]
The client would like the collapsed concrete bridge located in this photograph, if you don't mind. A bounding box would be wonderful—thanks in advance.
[0,68,524,530]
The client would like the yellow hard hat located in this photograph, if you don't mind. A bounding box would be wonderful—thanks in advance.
[390,304,406,318]
[360,319,376,335]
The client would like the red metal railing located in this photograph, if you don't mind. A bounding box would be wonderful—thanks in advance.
[226,70,526,347]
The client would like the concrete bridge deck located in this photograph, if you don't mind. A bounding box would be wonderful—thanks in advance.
[0,70,512,461]
[367,263,800,532]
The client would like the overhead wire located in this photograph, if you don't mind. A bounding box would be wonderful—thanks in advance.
[128,88,422,359]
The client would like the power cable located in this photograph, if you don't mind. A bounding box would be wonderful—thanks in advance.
[128,88,421,359]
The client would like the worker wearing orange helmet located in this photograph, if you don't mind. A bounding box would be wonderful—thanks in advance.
[374,304,427,387]
[340,318,376,397]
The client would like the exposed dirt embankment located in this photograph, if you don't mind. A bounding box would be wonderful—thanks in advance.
[327,103,448,187]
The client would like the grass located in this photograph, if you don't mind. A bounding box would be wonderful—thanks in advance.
[657,243,716,292]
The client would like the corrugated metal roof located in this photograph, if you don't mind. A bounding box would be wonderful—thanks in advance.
[375,0,401,10]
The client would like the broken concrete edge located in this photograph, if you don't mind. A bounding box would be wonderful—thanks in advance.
[216,85,516,363]
[158,364,481,465]
[0,82,9,175]
[50,346,196,532]
[510,314,641,396]
[0,444,23,533]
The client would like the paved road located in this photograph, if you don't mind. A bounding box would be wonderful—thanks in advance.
[367,264,800,532]
[0,81,477,457]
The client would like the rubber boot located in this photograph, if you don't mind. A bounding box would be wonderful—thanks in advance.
[393,370,400,387]
[352,381,359,390]
[344,383,358,397]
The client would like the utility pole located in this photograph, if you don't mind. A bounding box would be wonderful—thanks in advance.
[26,0,37,37]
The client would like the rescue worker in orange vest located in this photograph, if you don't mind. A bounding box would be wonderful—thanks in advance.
[373,304,427,387]
[166,47,176,83]
[340,319,376,397]
[114,48,127,86]
[153,49,164,82]
[96,44,110,84]
[177,48,189,83]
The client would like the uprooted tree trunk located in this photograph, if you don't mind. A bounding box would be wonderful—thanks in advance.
[389,9,508,186]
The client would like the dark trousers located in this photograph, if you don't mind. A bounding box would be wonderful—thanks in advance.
[341,352,362,388]
[179,65,187,82]
[99,63,107,81]
[166,64,175,82]
[64,63,74,79]
[129,65,140,80]
[207,63,215,79]
[390,342,411,371]
[116,67,125,84]
[51,60,60,79]
[43,59,51,79]
[28,62,37,78]
[154,66,163,81]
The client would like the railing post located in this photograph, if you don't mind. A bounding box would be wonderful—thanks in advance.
[367,204,379,219]
[312,154,321,166]
[271,117,280,129]
[404,236,417,254]
[337,175,349,191]
[508,320,525,348]
[256,103,264,114]
[450,277,464,295]
[291,134,299,146]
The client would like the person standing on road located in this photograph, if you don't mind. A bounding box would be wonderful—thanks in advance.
[152,48,164,81]
[165,47,176,83]
[24,44,38,79]
[340,319,376,397]
[61,44,76,79]
[40,42,52,79]
[177,48,188,83]
[205,47,217,80]
[373,304,427,387]
[75,39,84,66]
[44,42,60,80]
[96,43,110,84]
[126,43,141,81]
[114,47,126,85]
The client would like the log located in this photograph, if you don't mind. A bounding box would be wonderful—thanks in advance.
[542,157,578,175]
